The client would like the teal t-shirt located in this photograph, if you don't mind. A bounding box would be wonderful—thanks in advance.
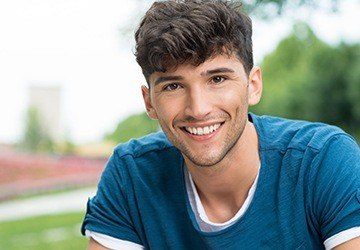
[81,114,360,249]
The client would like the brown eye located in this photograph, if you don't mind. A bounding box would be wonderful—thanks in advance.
[164,83,180,91]
[212,76,226,84]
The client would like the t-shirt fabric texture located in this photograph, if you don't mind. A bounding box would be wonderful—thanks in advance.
[81,113,360,249]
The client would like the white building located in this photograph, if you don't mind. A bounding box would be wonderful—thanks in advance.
[29,85,63,142]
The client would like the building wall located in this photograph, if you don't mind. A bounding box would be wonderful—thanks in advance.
[29,85,62,142]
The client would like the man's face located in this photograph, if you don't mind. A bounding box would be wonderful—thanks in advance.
[142,53,262,167]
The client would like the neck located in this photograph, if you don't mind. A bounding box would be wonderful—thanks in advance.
[185,120,260,222]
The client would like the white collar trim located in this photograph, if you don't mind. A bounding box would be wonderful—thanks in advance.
[184,164,261,231]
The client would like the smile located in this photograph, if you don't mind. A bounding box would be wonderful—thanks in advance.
[183,123,222,136]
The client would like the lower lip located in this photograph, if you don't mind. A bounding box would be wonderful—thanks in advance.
[182,124,222,141]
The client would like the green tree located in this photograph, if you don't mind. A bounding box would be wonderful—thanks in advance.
[105,112,159,143]
[304,42,360,135]
[251,23,360,140]
[130,0,341,17]
[21,106,54,153]
[346,52,360,139]
[241,0,340,18]
[251,23,325,117]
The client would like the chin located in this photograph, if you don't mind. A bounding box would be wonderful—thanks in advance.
[185,153,226,167]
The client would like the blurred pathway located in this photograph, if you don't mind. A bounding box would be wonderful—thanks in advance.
[0,187,96,222]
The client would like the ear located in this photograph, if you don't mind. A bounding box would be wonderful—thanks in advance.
[247,66,263,106]
[141,85,158,120]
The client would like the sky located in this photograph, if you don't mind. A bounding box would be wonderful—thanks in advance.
[0,0,359,144]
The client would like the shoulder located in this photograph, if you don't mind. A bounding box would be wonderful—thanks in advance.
[96,131,183,201]
[113,131,177,158]
[250,113,357,153]
[105,131,182,177]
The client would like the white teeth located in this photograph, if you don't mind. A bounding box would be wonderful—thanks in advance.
[185,123,221,136]
[203,127,210,134]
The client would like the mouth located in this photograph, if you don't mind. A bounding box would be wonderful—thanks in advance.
[181,122,224,136]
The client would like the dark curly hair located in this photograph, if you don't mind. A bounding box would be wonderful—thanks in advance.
[135,0,253,83]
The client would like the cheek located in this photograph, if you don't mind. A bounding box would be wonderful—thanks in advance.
[216,87,248,108]
[154,98,182,123]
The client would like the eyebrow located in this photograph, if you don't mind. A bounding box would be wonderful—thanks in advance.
[153,67,235,86]
[153,75,184,86]
[201,67,235,76]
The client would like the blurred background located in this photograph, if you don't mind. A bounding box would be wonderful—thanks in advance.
[0,0,359,248]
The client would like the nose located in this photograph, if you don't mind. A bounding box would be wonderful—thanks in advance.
[184,86,212,120]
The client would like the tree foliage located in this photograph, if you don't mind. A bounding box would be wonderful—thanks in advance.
[242,0,339,17]
[251,23,360,139]
[130,0,340,18]
[105,112,159,143]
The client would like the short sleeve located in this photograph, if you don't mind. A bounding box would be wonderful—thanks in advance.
[310,134,360,241]
[81,153,142,245]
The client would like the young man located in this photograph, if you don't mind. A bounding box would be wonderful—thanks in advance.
[82,0,360,249]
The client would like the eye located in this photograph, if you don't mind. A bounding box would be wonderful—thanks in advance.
[211,76,226,84]
[163,83,181,91]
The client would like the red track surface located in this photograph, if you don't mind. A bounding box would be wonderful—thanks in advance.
[0,152,106,201]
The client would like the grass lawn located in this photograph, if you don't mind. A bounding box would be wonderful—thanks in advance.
[0,212,88,250]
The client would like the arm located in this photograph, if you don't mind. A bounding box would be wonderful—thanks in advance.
[334,237,360,250]
[87,238,108,250]
[84,230,144,250]
[86,236,144,250]
[81,154,144,248]
[311,134,360,249]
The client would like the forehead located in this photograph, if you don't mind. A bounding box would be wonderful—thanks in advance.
[149,53,244,86]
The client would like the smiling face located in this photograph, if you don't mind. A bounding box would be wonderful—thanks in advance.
[142,53,262,168]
